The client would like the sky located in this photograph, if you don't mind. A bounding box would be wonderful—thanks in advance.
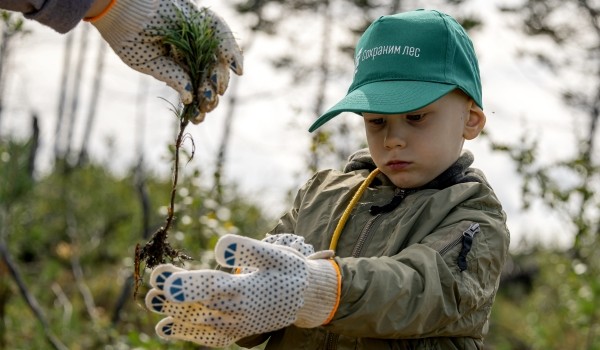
[0,0,579,251]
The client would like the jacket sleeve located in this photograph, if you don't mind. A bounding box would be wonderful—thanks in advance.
[325,209,510,339]
[0,0,94,33]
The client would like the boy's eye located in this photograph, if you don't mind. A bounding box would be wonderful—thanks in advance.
[367,118,385,125]
[406,114,425,122]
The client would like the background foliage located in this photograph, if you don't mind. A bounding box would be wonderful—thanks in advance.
[0,0,599,349]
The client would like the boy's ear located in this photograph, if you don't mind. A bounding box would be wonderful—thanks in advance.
[463,101,486,140]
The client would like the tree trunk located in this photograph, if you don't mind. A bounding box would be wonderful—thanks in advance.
[212,34,257,201]
[77,39,107,166]
[54,32,75,162]
[64,25,90,165]
[308,0,332,173]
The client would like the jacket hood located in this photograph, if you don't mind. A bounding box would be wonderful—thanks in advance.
[343,148,377,173]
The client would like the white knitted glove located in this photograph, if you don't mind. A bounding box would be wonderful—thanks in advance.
[145,234,341,347]
[234,233,328,274]
[262,233,315,257]
[89,0,243,123]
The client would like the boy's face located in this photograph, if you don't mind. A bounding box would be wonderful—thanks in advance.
[363,90,486,189]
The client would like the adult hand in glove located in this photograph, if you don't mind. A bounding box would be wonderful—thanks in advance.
[145,234,341,347]
[86,0,243,123]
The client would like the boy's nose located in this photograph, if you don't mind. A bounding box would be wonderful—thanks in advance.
[384,126,407,149]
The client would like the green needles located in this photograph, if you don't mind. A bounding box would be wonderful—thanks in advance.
[160,7,220,121]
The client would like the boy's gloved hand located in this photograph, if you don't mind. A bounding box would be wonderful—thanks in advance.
[262,233,315,257]
[145,234,341,347]
[89,0,243,123]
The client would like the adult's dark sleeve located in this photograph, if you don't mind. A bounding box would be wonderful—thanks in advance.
[0,0,95,33]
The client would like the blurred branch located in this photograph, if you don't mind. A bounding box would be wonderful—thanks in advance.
[27,114,39,177]
[213,30,258,201]
[71,254,99,322]
[78,39,107,167]
[309,0,332,173]
[112,158,151,325]
[212,74,239,202]
[0,11,29,135]
[64,25,90,164]
[0,114,65,349]
[51,282,73,326]
[66,209,99,322]
[0,234,68,350]
[111,275,134,325]
[54,32,74,162]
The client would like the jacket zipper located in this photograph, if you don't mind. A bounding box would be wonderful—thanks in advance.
[438,222,480,256]
[353,189,409,258]
[437,222,480,272]
[324,189,408,350]
[350,214,382,257]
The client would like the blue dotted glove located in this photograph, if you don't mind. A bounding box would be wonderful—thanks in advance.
[262,233,315,256]
[145,234,340,347]
[90,0,243,123]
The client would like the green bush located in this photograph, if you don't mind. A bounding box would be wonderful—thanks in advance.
[0,138,271,349]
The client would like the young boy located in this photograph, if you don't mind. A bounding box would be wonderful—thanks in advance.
[144,9,510,349]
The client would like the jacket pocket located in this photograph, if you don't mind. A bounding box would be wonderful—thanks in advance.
[436,222,480,272]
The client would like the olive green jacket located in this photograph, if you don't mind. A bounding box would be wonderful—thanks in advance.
[239,150,510,350]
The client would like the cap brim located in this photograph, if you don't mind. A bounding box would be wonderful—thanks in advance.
[309,81,457,132]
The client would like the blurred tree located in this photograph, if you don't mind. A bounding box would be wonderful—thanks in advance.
[488,0,600,348]
[0,133,272,348]
[0,116,68,349]
[54,25,100,169]
[0,11,29,134]
[77,39,108,167]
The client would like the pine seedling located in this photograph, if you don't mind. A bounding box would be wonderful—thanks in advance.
[162,7,220,122]
[134,8,220,298]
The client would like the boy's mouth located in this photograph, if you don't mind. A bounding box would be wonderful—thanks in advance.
[386,160,412,170]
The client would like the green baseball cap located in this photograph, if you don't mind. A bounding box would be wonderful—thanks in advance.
[309,9,482,132]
